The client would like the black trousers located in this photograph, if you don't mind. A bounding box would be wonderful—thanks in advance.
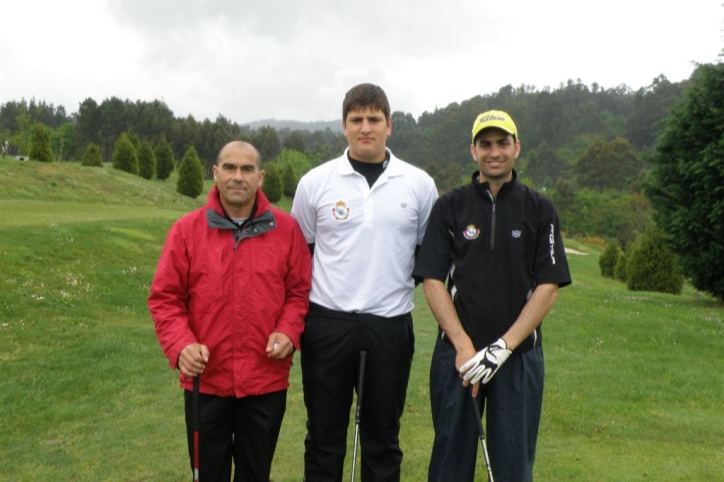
[184,389,286,482]
[301,303,415,482]
[428,338,544,482]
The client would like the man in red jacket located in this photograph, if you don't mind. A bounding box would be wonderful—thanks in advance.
[148,140,311,482]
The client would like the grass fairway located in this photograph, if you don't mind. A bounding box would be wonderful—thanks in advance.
[1,158,722,481]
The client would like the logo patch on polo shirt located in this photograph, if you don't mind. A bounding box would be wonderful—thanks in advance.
[512,230,521,238]
[463,224,480,240]
[332,200,350,221]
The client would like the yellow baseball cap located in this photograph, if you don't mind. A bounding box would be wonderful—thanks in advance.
[471,110,518,142]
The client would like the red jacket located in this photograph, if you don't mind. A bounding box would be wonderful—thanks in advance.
[148,187,311,397]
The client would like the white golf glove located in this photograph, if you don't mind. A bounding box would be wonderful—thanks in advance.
[459,338,512,385]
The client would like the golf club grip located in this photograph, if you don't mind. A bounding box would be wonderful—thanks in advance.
[193,375,200,482]
[193,376,200,429]
[355,351,368,423]
[472,393,484,435]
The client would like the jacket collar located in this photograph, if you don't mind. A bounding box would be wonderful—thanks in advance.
[205,186,277,246]
[472,169,519,197]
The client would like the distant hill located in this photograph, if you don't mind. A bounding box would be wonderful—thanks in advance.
[243,119,342,133]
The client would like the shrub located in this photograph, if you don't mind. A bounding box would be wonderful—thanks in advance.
[614,250,628,283]
[282,164,298,199]
[599,240,620,278]
[275,148,312,179]
[626,227,684,295]
[126,130,140,150]
[155,136,175,180]
[137,140,156,180]
[176,146,204,198]
[112,132,139,174]
[262,163,283,203]
[578,236,607,248]
[81,143,103,167]
[29,124,54,163]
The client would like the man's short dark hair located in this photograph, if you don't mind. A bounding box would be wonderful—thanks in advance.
[342,83,391,121]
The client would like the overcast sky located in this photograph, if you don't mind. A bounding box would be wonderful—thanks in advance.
[2,0,722,125]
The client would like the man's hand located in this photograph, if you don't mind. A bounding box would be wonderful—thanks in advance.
[266,332,294,359]
[459,338,512,385]
[178,343,210,378]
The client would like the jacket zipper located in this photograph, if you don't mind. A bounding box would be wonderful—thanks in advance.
[487,190,496,250]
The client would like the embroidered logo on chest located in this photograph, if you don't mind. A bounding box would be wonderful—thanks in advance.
[463,224,480,240]
[512,230,522,238]
[332,200,350,221]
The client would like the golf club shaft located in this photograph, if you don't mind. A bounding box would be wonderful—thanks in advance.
[471,389,494,482]
[351,350,368,482]
[193,375,200,482]
[351,424,361,477]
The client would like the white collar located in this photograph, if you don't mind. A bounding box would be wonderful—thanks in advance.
[337,148,403,178]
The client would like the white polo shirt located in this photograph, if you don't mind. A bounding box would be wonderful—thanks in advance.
[291,149,438,317]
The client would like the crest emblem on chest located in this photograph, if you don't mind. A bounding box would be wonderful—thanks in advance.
[463,224,480,240]
[332,200,350,221]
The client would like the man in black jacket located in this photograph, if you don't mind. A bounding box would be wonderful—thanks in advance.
[414,110,572,482]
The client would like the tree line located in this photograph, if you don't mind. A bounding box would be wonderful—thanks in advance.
[1,66,722,300]
[1,75,685,177]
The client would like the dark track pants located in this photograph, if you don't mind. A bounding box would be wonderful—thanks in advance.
[184,389,286,482]
[301,303,415,482]
[428,337,544,482]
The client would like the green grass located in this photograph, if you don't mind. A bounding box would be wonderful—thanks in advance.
[0,158,204,208]
[1,159,722,481]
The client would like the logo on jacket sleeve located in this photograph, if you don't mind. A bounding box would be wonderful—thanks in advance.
[463,224,480,240]
[332,200,350,221]
[549,223,556,264]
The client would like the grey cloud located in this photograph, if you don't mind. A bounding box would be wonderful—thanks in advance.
[108,0,480,57]
[103,0,487,122]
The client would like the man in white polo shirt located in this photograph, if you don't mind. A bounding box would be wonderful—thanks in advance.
[291,83,438,482]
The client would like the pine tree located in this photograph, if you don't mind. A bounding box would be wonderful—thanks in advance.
[255,126,281,161]
[29,123,54,163]
[112,132,139,174]
[155,135,175,180]
[646,62,724,301]
[283,131,307,153]
[176,146,204,198]
[81,143,103,167]
[137,140,156,180]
